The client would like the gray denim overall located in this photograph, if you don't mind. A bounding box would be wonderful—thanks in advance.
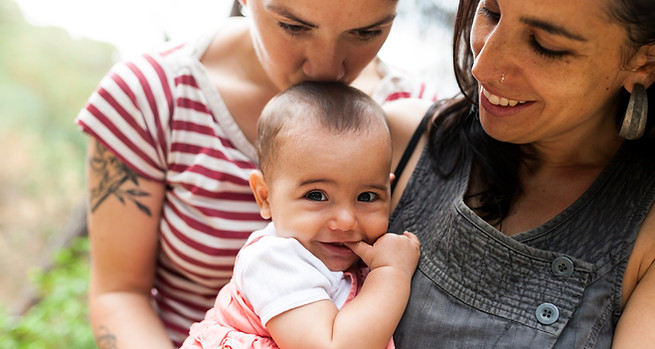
[389,142,655,348]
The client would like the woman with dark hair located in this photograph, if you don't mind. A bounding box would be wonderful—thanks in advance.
[387,0,655,347]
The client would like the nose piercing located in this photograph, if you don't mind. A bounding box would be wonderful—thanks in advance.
[499,72,505,83]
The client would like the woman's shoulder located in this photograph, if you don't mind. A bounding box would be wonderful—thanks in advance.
[384,98,434,208]
[385,99,434,147]
[627,173,655,283]
[107,17,249,81]
[199,17,251,70]
[385,99,433,162]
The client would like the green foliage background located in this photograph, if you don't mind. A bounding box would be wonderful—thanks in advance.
[0,239,94,348]
[0,0,116,347]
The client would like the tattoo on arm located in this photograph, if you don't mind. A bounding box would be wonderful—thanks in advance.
[89,142,152,216]
[96,326,117,349]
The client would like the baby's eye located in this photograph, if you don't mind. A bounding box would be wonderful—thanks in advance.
[357,192,378,202]
[305,191,328,202]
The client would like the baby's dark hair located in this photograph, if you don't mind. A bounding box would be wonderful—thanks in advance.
[257,81,389,175]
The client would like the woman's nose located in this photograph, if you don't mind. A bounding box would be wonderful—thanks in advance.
[471,24,511,85]
[303,40,346,81]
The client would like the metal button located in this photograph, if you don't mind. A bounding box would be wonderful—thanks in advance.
[536,302,559,325]
[551,256,574,277]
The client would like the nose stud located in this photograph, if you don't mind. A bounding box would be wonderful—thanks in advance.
[499,72,505,83]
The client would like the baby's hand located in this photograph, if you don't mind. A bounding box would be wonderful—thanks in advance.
[345,232,420,276]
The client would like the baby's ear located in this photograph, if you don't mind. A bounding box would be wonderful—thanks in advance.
[249,170,272,219]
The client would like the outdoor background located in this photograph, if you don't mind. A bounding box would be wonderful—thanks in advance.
[0,0,456,347]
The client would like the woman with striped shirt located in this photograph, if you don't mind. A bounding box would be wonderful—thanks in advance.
[76,0,436,347]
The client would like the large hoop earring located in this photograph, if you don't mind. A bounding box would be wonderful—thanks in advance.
[619,84,648,140]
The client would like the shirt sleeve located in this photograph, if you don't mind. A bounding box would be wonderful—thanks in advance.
[372,58,439,104]
[75,53,173,182]
[234,235,349,326]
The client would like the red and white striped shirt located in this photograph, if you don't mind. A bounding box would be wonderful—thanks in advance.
[76,30,436,346]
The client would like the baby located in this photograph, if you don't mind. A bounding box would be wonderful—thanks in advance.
[181,81,420,349]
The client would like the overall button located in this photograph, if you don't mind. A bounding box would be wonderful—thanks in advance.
[536,302,559,325]
[551,256,574,276]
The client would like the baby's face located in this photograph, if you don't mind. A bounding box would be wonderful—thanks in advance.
[266,123,392,271]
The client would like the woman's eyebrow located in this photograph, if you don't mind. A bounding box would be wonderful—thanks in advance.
[520,17,588,42]
[267,5,317,28]
[266,5,396,31]
[357,14,397,31]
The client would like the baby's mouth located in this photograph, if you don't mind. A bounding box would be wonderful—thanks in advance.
[321,241,353,255]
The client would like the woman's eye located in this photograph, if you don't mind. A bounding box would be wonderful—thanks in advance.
[305,191,327,201]
[529,36,569,59]
[479,6,500,23]
[357,192,379,202]
[351,29,383,42]
[279,22,308,36]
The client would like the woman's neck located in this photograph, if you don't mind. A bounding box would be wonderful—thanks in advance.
[495,128,624,236]
[519,112,624,173]
[201,18,279,144]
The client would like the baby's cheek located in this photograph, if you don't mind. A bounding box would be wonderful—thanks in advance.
[366,214,392,240]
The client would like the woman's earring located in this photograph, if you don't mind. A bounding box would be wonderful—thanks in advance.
[619,84,648,140]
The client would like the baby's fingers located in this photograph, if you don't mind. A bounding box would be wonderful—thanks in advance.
[344,240,374,265]
[401,231,421,265]
[402,231,420,249]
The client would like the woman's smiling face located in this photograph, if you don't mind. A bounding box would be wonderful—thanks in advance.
[470,0,638,145]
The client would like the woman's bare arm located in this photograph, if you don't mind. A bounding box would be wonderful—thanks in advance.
[612,203,655,348]
[86,138,173,349]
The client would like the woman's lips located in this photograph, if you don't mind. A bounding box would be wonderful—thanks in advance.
[479,86,534,117]
[481,86,527,107]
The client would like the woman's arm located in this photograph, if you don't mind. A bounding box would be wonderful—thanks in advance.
[612,204,655,348]
[265,232,420,349]
[612,263,655,348]
[85,138,173,349]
